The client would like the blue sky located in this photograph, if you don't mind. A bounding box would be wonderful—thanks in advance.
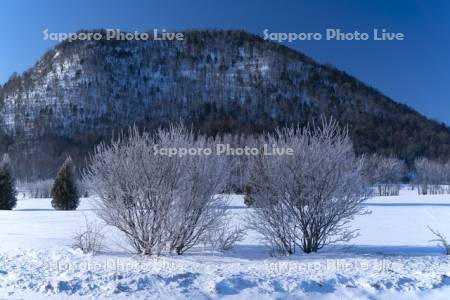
[0,0,449,124]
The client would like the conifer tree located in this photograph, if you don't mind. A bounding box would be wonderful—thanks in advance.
[0,154,17,210]
[51,157,79,210]
[244,150,266,207]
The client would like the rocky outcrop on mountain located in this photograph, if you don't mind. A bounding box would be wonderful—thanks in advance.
[1,29,449,178]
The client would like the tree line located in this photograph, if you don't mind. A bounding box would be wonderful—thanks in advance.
[3,121,450,256]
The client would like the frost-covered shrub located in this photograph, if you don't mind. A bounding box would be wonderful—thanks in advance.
[51,157,80,210]
[363,154,406,196]
[84,125,230,256]
[428,226,450,255]
[205,225,246,251]
[247,119,369,255]
[415,158,450,195]
[73,213,105,254]
[27,179,54,198]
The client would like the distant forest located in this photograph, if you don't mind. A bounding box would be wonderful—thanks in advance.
[1,30,449,179]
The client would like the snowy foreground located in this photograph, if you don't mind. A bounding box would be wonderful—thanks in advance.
[2,189,450,299]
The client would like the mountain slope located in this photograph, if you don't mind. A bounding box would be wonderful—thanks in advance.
[1,29,449,178]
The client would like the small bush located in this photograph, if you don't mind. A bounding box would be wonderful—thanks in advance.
[428,226,450,255]
[73,213,105,254]
[206,225,246,251]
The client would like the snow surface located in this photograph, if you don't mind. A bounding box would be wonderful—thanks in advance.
[1,189,450,299]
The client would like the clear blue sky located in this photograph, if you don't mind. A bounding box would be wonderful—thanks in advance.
[0,0,449,124]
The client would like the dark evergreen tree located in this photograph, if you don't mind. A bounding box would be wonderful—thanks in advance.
[0,154,17,210]
[51,156,79,210]
[244,150,266,207]
[243,184,255,207]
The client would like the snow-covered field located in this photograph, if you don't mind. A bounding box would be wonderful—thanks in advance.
[2,189,450,299]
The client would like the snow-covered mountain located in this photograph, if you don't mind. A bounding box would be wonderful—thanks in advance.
[0,29,449,178]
